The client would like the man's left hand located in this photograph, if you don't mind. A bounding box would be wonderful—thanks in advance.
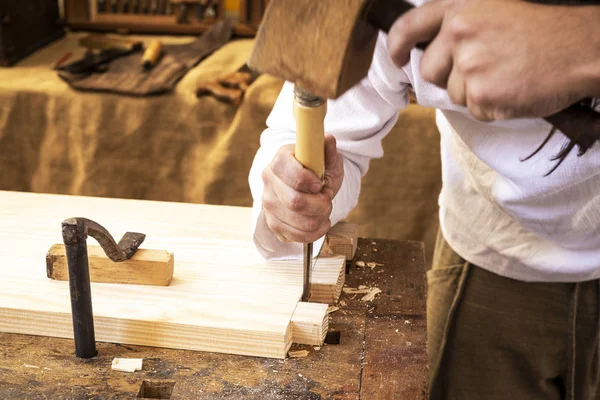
[387,0,600,121]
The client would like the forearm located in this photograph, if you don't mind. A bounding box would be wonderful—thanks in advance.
[570,6,600,98]
[587,16,600,96]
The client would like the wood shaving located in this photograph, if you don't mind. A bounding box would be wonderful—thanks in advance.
[343,287,372,294]
[339,300,347,307]
[327,306,340,314]
[23,363,40,369]
[360,287,382,302]
[289,350,309,358]
[111,358,143,373]
[366,262,384,269]
[355,261,366,267]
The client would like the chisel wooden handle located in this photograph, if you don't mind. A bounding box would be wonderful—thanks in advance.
[141,40,163,70]
[293,86,327,179]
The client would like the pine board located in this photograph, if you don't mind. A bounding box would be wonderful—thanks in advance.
[0,191,346,359]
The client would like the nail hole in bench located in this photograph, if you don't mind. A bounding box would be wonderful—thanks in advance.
[325,329,341,345]
[137,380,176,399]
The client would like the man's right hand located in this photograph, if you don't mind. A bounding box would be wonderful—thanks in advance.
[261,135,344,244]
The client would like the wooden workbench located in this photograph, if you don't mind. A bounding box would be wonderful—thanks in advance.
[0,239,427,399]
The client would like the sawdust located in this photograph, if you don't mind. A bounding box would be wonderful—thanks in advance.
[327,306,340,314]
[356,261,384,269]
[288,350,309,358]
[342,286,372,295]
[360,288,382,302]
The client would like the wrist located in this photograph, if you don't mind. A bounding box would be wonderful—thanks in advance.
[573,7,600,97]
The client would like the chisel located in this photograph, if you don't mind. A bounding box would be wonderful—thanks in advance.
[292,86,326,302]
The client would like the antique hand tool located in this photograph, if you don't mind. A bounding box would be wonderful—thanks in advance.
[196,65,259,105]
[249,0,599,177]
[61,218,145,358]
[79,34,143,52]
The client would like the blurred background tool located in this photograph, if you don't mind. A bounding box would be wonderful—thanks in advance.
[196,64,259,106]
[141,40,164,70]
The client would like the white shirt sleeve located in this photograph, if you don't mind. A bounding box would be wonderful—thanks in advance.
[248,33,412,260]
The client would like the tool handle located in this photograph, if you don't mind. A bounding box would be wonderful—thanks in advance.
[293,99,327,178]
[141,40,163,70]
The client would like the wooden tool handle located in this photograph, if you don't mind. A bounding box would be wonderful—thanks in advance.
[141,40,163,70]
[293,99,327,178]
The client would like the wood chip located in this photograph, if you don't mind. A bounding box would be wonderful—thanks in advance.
[111,358,143,373]
[288,350,309,358]
[366,262,384,269]
[343,287,372,294]
[339,300,347,307]
[327,306,340,314]
[355,261,366,267]
[360,288,382,302]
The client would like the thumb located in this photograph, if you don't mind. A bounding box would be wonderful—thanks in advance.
[324,135,339,171]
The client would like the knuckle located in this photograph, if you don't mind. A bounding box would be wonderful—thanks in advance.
[261,167,270,185]
[304,217,320,233]
[265,214,281,234]
[420,63,438,84]
[325,202,333,217]
[287,192,306,212]
[262,195,277,211]
[468,82,489,107]
[291,174,308,192]
[447,15,471,41]
[270,151,287,176]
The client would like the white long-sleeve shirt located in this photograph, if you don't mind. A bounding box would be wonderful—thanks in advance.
[248,32,600,283]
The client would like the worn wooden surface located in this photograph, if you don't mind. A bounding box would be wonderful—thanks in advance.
[0,239,427,399]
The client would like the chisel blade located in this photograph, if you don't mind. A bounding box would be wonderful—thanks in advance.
[302,242,312,302]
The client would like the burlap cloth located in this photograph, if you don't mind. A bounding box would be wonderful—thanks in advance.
[0,35,440,263]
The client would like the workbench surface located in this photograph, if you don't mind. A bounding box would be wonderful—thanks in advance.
[0,239,427,399]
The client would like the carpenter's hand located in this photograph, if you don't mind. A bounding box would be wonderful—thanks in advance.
[261,135,344,243]
[387,0,600,121]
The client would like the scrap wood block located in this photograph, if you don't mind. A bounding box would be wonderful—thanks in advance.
[46,244,174,286]
[323,222,358,261]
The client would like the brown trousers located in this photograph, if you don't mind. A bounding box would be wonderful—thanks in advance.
[428,231,600,399]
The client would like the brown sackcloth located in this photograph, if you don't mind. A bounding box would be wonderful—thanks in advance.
[0,36,441,267]
[58,20,232,96]
[428,230,600,399]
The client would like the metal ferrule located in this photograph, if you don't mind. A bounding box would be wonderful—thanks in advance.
[293,86,325,108]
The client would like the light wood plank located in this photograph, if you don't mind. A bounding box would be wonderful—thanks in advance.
[46,244,174,286]
[0,191,343,358]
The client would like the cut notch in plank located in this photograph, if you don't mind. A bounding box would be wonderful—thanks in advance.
[323,222,358,261]
[46,244,174,286]
[310,254,346,305]
[290,302,329,346]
